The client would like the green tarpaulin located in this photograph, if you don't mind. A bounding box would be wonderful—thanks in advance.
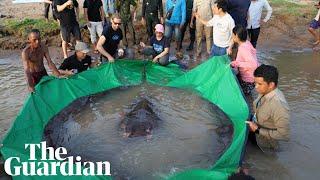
[0,55,249,180]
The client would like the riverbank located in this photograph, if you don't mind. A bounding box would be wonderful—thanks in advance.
[0,0,319,51]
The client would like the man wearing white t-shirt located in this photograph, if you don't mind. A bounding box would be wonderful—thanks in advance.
[247,0,272,48]
[196,0,235,56]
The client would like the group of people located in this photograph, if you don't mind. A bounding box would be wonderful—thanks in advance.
[22,0,295,177]
[41,0,275,61]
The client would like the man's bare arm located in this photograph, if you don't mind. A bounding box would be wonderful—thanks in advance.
[96,36,115,62]
[43,45,61,77]
[21,50,35,92]
[57,0,73,12]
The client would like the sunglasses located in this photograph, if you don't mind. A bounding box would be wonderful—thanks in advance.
[113,22,122,25]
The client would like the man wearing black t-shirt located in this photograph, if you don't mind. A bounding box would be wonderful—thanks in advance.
[59,42,98,75]
[96,14,126,63]
[139,24,170,66]
[84,0,104,53]
[55,0,81,58]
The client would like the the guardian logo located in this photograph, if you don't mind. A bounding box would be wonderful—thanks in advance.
[4,141,111,176]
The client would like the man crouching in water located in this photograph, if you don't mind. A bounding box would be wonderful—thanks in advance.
[22,29,61,92]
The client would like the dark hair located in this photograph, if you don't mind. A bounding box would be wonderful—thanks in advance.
[216,0,228,12]
[228,171,255,180]
[30,29,40,36]
[232,25,248,42]
[254,64,279,86]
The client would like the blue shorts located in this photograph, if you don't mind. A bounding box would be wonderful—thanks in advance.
[309,19,320,29]
[210,44,227,57]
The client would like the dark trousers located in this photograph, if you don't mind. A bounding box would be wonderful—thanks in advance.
[44,3,50,19]
[44,2,57,20]
[247,27,260,48]
[180,16,195,46]
[121,20,136,46]
[146,14,160,37]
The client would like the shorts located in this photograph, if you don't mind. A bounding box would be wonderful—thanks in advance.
[309,19,320,29]
[60,23,81,42]
[30,69,48,87]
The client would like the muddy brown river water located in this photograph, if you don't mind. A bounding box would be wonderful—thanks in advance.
[0,50,319,179]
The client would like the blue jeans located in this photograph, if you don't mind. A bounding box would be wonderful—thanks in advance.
[164,23,181,42]
[210,44,227,56]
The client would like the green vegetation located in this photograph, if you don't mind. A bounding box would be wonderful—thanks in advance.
[270,0,317,17]
[1,18,60,38]
[0,14,90,39]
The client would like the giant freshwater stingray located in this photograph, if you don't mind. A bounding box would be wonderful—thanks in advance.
[120,98,160,138]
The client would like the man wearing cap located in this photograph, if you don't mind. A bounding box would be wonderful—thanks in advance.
[139,24,170,66]
[59,42,98,75]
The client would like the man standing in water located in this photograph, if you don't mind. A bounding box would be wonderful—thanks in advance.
[246,64,290,150]
[21,29,61,93]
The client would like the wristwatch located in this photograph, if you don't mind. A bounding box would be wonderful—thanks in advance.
[254,127,260,134]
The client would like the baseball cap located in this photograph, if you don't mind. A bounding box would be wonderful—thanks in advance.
[155,24,164,33]
[75,41,90,53]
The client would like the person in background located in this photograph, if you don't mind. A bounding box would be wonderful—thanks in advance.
[59,41,99,75]
[196,0,234,57]
[141,0,164,38]
[116,0,138,47]
[21,29,61,92]
[247,0,272,48]
[180,0,195,51]
[246,64,290,151]
[55,0,81,58]
[191,0,215,56]
[102,0,116,21]
[226,0,251,28]
[164,0,186,52]
[44,0,57,21]
[230,25,259,96]
[84,0,105,53]
[308,1,320,46]
[139,24,170,65]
